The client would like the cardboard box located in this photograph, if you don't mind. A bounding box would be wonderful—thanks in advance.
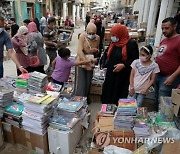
[48,121,82,154]
[88,150,102,154]
[13,126,25,146]
[90,84,102,95]
[2,122,15,145]
[171,89,180,116]
[13,127,49,154]
[95,130,135,151]
[161,141,180,154]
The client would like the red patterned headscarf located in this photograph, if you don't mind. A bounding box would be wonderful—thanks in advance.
[107,24,130,61]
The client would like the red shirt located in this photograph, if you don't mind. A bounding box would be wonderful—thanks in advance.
[64,19,71,26]
[156,35,180,75]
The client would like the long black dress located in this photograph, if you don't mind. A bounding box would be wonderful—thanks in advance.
[101,39,139,105]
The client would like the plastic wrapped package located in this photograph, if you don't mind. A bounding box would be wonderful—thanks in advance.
[103,145,133,154]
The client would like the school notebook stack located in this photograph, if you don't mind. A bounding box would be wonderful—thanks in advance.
[16,73,30,93]
[114,99,137,130]
[100,104,116,115]
[50,101,84,130]
[3,103,24,128]
[21,93,57,135]
[0,86,14,108]
[28,71,48,94]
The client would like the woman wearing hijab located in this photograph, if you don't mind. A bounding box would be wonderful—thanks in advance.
[101,24,139,105]
[75,23,100,103]
[12,26,31,75]
[27,22,47,73]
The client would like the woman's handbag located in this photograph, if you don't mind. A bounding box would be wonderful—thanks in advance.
[28,38,41,67]
[29,50,40,67]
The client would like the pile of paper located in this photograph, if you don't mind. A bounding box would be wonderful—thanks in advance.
[16,73,29,93]
[3,103,24,128]
[0,76,16,90]
[21,93,57,135]
[50,97,87,130]
[100,104,116,115]
[60,82,74,98]
[28,72,48,94]
[133,123,150,138]
[114,99,137,130]
[0,86,14,108]
[50,114,79,130]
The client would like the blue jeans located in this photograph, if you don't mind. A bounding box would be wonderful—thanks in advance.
[128,93,145,107]
[40,25,46,35]
[0,62,3,78]
[154,73,180,111]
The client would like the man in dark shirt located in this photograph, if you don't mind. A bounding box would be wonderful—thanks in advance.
[0,16,27,78]
[85,12,91,29]
[10,17,19,37]
[23,19,31,27]
[43,17,58,71]
[154,17,180,111]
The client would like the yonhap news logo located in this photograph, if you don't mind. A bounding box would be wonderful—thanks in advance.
[96,132,175,148]
[96,132,111,147]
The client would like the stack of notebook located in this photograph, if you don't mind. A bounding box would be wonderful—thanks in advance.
[60,82,74,98]
[100,104,116,115]
[3,103,24,128]
[114,99,137,130]
[28,72,48,94]
[50,101,84,130]
[22,93,57,135]
[16,73,29,93]
[0,86,14,108]
[133,123,150,138]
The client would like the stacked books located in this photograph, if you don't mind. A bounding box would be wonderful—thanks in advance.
[46,82,62,92]
[70,96,87,107]
[0,76,16,90]
[60,83,74,98]
[50,114,79,131]
[16,78,28,93]
[22,93,57,135]
[133,123,150,138]
[114,99,137,130]
[28,72,48,94]
[0,86,14,108]
[16,73,29,93]
[50,101,84,130]
[3,103,24,128]
[100,104,116,115]
[134,107,149,138]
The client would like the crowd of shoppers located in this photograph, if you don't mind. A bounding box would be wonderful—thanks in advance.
[0,12,179,113]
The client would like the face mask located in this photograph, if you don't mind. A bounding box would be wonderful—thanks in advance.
[87,34,95,40]
[111,36,119,43]
[0,28,4,34]
[139,56,147,62]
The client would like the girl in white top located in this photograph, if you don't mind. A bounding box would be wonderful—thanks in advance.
[128,45,160,107]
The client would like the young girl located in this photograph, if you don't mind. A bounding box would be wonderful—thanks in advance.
[51,47,96,86]
[128,45,160,107]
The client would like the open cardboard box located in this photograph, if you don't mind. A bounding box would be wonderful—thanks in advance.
[171,89,180,116]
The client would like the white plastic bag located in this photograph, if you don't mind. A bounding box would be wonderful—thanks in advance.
[103,145,133,154]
